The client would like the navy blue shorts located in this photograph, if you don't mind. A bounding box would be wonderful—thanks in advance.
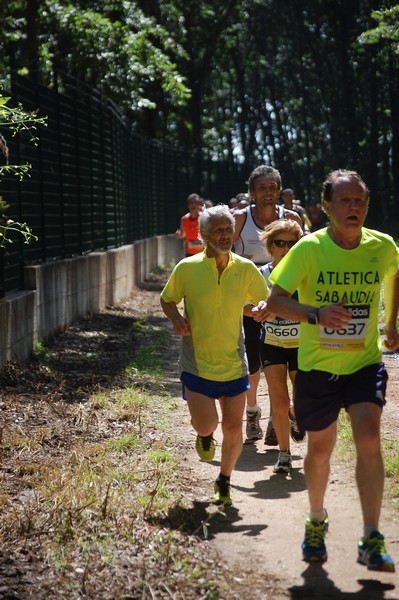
[260,343,298,371]
[181,371,250,400]
[294,362,388,432]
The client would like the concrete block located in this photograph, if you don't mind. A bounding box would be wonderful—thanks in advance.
[0,291,36,365]
[1,234,183,369]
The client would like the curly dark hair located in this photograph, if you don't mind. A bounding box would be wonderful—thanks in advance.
[247,165,281,193]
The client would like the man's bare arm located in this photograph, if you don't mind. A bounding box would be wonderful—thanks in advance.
[175,217,185,239]
[232,210,246,242]
[383,269,399,351]
[160,298,191,336]
[267,285,352,330]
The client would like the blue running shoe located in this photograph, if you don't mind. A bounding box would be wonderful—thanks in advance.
[302,513,329,562]
[357,531,395,572]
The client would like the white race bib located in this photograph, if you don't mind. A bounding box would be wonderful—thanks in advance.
[319,304,369,351]
[263,317,300,349]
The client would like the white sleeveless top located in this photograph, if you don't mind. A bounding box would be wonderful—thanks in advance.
[234,205,285,265]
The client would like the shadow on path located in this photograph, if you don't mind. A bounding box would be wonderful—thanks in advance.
[155,500,268,540]
[288,564,397,599]
[234,458,307,500]
[206,442,307,500]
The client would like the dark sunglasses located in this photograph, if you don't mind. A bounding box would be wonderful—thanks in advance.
[273,239,297,248]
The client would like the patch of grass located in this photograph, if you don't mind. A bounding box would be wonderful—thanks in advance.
[114,388,149,417]
[148,262,176,279]
[131,319,168,337]
[336,411,355,456]
[127,322,165,378]
[384,439,399,478]
[6,427,53,452]
[0,303,253,599]
[382,438,399,508]
[150,449,173,464]
[89,386,149,423]
[89,391,107,409]
[34,340,50,357]
[106,434,140,452]
[336,411,399,510]
[33,340,56,366]
[1,425,178,544]
[104,467,137,485]
[128,346,161,374]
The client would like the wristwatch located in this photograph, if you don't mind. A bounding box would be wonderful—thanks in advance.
[307,309,320,325]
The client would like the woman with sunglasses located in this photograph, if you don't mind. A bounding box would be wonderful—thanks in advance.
[258,219,304,473]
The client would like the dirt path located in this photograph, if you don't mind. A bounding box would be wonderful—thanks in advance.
[206,367,399,599]
[1,282,398,599]
[158,287,399,599]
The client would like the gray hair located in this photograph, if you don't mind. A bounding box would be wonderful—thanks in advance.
[322,169,369,204]
[199,204,234,235]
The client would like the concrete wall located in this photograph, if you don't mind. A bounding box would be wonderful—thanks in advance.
[0,234,183,368]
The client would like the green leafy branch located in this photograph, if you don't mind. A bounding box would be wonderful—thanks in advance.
[0,95,47,144]
[358,6,399,54]
[0,160,33,182]
[0,92,47,248]
[0,218,38,248]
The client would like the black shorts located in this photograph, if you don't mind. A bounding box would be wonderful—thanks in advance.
[294,362,388,432]
[243,315,261,374]
[260,342,298,371]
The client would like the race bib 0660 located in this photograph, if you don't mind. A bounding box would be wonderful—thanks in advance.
[263,318,300,348]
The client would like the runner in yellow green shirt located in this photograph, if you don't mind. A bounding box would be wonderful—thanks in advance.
[161,204,270,506]
[268,169,399,572]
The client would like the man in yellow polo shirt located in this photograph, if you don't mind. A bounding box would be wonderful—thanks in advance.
[161,204,269,506]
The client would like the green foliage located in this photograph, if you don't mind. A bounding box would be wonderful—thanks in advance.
[38,0,190,113]
[150,449,173,464]
[0,217,38,248]
[2,1,399,219]
[359,5,399,54]
[33,341,50,358]
[106,434,140,452]
[0,95,46,147]
[0,92,45,247]
[127,347,162,375]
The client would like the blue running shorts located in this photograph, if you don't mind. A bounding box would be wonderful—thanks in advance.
[181,371,250,400]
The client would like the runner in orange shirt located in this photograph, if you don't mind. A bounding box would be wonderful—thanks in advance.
[176,193,205,256]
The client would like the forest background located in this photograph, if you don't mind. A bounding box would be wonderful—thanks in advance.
[1,0,399,227]
[1,4,399,597]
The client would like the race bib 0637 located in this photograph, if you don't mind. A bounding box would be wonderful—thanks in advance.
[319,304,369,351]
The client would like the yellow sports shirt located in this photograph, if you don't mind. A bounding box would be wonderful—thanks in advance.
[270,228,399,374]
[161,251,268,381]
